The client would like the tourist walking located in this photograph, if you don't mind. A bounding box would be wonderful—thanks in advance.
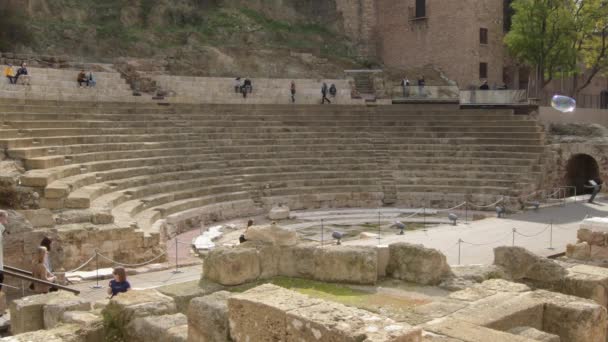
[40,237,53,272]
[417,76,425,97]
[234,77,242,93]
[108,267,131,298]
[32,246,56,294]
[588,179,603,203]
[0,211,7,291]
[321,82,331,104]
[290,81,296,103]
[3,64,16,84]
[402,77,410,97]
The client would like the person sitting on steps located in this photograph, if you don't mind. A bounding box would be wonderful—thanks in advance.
[3,64,16,84]
[15,62,30,85]
[329,84,337,98]
[77,70,89,87]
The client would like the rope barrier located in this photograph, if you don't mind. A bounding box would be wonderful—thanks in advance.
[468,197,505,208]
[57,253,98,274]
[96,250,167,268]
[514,224,551,238]
[397,208,425,219]
[460,232,512,246]
[436,202,467,212]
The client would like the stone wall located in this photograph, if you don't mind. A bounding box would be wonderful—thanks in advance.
[2,216,164,274]
[375,0,505,88]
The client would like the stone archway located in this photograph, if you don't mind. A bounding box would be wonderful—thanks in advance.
[565,153,600,195]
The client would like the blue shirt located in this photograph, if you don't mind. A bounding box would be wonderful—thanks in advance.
[109,280,130,297]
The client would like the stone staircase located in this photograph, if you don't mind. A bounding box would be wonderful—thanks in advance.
[0,99,545,238]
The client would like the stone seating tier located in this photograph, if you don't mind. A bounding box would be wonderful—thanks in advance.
[0,100,545,237]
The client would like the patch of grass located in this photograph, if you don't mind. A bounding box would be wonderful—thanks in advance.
[226,276,430,319]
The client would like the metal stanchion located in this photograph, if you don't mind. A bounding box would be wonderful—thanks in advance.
[377,211,381,244]
[458,238,462,265]
[172,238,182,274]
[91,250,103,289]
[465,201,468,223]
[548,220,554,250]
[512,228,516,246]
[321,219,324,246]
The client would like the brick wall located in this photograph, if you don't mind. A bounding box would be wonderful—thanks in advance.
[375,0,505,88]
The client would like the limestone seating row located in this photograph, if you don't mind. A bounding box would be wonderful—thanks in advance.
[23,151,214,188]
[118,190,252,231]
[0,81,132,91]
[0,86,133,97]
[23,144,210,170]
[7,139,206,159]
[41,150,376,197]
[112,181,245,220]
[19,137,373,169]
[0,131,198,149]
[397,185,515,196]
[81,164,224,209]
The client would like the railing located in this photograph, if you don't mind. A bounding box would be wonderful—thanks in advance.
[460,90,528,105]
[3,268,80,295]
[393,85,460,101]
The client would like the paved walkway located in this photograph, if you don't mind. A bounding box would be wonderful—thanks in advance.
[72,265,201,302]
[345,197,608,265]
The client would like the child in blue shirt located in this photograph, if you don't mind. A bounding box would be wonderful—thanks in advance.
[108,266,130,298]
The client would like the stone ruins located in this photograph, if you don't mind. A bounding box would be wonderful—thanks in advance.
[0,56,606,341]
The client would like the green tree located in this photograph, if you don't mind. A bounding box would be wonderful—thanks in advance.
[505,0,608,96]
[505,0,577,95]
[571,0,608,95]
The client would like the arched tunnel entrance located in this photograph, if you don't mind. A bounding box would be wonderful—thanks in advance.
[565,154,601,195]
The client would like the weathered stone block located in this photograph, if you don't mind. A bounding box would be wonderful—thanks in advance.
[494,246,566,282]
[17,209,54,227]
[245,222,297,246]
[543,299,607,342]
[188,291,232,342]
[278,244,317,278]
[127,313,187,342]
[44,296,92,329]
[10,291,81,334]
[387,242,452,285]
[0,323,87,342]
[228,284,421,342]
[566,242,591,260]
[203,246,261,286]
[157,281,208,314]
[508,326,560,342]
[313,246,378,284]
[268,205,290,220]
[102,290,177,338]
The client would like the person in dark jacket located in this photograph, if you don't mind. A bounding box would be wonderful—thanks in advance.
[321,82,331,104]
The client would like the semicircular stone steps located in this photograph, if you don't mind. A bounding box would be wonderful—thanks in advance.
[0,100,546,240]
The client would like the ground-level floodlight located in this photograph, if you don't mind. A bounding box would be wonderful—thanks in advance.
[528,201,540,211]
[496,205,506,218]
[332,231,344,245]
[448,213,458,226]
[391,221,406,235]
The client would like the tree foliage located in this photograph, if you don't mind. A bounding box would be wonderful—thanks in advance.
[505,0,608,94]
